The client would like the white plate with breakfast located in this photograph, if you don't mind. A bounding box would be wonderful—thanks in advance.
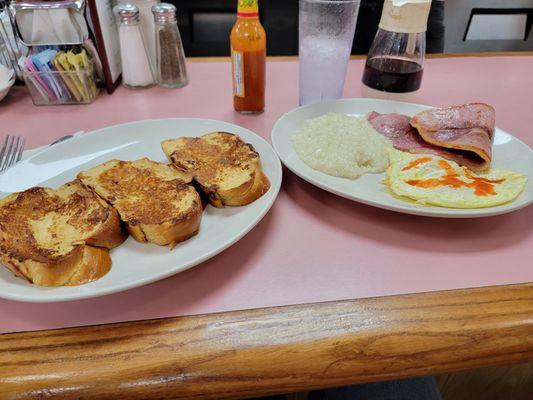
[272,98,532,218]
[0,118,281,302]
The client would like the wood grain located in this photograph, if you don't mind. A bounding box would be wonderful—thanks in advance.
[1,283,532,400]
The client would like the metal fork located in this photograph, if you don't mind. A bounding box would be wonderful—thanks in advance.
[0,135,25,172]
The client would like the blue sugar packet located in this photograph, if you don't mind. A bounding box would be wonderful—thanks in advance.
[32,49,70,101]
[31,49,57,71]
[31,50,60,99]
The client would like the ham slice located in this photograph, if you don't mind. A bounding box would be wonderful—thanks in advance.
[410,103,495,172]
[367,112,487,171]
[367,103,495,172]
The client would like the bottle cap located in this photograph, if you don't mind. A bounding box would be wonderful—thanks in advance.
[379,0,432,33]
[237,0,259,18]
[113,3,140,24]
[152,3,177,23]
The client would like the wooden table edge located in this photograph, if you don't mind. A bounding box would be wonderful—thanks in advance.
[1,282,531,400]
[187,51,533,62]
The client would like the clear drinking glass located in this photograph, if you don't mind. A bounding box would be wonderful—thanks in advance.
[299,0,360,106]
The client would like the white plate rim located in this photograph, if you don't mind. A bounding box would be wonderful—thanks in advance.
[271,98,533,218]
[0,118,282,302]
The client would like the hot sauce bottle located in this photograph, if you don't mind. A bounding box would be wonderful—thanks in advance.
[230,0,266,114]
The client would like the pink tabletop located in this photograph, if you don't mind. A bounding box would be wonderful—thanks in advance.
[0,56,532,334]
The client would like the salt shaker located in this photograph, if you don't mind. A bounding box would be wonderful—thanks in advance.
[114,3,155,89]
[152,3,188,88]
[361,0,431,102]
[129,0,159,68]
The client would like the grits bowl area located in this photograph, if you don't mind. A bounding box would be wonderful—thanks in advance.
[272,98,532,218]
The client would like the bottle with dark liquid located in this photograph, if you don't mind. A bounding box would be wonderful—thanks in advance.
[361,0,430,101]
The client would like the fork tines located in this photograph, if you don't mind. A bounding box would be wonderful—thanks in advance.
[0,135,25,172]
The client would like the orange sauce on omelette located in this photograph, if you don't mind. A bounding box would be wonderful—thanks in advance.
[405,158,505,196]
[402,157,432,171]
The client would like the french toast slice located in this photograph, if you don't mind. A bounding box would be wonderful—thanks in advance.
[0,180,126,286]
[78,158,202,246]
[161,132,270,207]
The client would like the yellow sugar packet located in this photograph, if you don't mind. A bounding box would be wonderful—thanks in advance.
[66,49,97,101]
[53,52,83,102]
[57,51,88,101]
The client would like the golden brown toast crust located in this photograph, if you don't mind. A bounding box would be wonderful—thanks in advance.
[78,159,202,246]
[161,132,270,207]
[2,245,112,287]
[0,180,126,286]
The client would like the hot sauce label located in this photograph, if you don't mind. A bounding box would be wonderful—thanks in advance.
[231,49,245,97]
[237,0,259,17]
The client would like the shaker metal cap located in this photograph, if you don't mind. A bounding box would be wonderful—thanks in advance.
[114,3,140,23]
[152,3,177,23]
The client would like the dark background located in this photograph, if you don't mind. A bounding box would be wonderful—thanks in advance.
[171,0,446,57]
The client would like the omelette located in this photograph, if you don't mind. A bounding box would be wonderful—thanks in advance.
[385,149,527,208]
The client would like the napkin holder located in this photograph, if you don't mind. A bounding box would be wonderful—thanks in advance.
[10,0,88,46]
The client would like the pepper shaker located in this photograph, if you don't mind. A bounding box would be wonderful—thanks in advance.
[152,3,188,88]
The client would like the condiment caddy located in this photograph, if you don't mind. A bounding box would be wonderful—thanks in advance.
[20,46,98,105]
[5,0,99,105]
[2,0,190,102]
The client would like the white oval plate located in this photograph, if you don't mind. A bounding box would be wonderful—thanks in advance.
[272,98,532,218]
[0,119,282,302]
